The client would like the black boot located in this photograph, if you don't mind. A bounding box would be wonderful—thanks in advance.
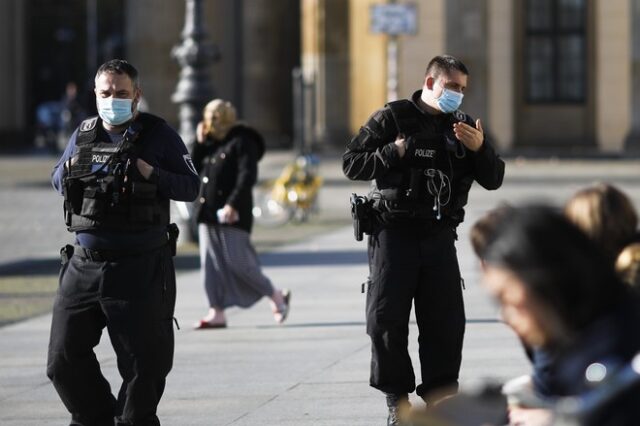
[386,393,409,426]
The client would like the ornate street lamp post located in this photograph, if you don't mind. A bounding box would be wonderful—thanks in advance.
[172,0,219,242]
[171,0,219,149]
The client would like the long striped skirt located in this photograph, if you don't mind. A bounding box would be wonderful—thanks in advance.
[198,224,275,309]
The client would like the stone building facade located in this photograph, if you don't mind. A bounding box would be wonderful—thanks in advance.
[1,0,638,153]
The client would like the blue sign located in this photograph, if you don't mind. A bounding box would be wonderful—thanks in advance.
[370,4,418,35]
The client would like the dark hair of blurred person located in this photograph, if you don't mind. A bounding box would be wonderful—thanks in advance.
[484,205,627,338]
[564,183,638,264]
[481,205,640,424]
[469,203,513,261]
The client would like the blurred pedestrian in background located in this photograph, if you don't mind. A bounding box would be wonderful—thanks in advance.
[564,183,640,293]
[190,99,290,329]
[57,81,88,152]
[564,183,638,265]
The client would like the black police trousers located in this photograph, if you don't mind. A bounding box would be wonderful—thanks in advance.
[366,224,465,400]
[47,244,176,426]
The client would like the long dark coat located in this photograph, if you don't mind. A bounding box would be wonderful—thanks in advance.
[191,125,265,233]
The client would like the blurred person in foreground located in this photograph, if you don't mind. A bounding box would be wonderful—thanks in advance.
[470,205,551,426]
[48,59,200,425]
[472,187,640,425]
[480,205,640,425]
[190,99,290,329]
[342,54,504,425]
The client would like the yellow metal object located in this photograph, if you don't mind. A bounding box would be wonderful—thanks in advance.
[270,158,322,222]
[254,155,323,226]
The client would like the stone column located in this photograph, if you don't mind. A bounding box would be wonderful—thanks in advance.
[0,0,26,143]
[398,0,445,98]
[126,0,184,128]
[595,0,631,153]
[627,0,640,151]
[301,0,321,148]
[204,0,242,108]
[241,0,300,147]
[486,0,514,151]
[445,0,488,121]
[349,0,387,133]
[302,0,350,148]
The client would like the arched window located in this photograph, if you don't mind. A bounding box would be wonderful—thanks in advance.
[524,0,587,103]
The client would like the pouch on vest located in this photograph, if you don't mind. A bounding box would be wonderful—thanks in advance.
[80,184,107,220]
[129,181,157,223]
[64,178,84,226]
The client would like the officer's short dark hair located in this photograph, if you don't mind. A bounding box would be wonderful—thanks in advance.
[95,59,140,89]
[425,55,469,80]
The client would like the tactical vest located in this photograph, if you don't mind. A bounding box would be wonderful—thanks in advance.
[380,100,468,221]
[63,113,169,232]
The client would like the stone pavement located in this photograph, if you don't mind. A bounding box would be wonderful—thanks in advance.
[1,151,640,425]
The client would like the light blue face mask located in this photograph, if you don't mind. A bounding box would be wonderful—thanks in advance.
[436,87,464,113]
[97,97,134,126]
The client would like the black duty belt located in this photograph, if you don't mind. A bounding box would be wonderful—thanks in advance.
[373,196,437,218]
[74,233,170,262]
[377,188,406,200]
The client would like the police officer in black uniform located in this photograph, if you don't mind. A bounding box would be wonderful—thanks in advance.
[343,55,505,425]
[47,59,200,426]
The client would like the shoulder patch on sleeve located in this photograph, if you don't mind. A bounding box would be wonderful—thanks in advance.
[183,154,198,175]
[79,116,98,132]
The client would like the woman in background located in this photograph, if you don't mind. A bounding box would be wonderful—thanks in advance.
[191,99,290,329]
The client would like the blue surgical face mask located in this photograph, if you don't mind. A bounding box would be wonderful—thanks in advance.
[97,97,134,126]
[436,87,464,113]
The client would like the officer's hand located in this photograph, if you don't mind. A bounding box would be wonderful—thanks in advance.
[394,136,406,158]
[220,204,239,224]
[136,158,154,180]
[453,119,484,152]
[196,121,206,144]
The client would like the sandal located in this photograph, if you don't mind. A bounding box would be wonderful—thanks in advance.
[194,319,227,329]
[273,289,291,324]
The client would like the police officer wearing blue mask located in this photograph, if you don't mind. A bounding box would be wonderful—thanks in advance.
[47,59,200,426]
[343,55,505,425]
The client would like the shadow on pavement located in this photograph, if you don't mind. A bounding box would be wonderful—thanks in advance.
[260,250,368,267]
[0,249,368,277]
[0,258,60,277]
[175,249,368,270]
[252,318,501,330]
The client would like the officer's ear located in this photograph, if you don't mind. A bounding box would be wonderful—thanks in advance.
[425,76,435,91]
